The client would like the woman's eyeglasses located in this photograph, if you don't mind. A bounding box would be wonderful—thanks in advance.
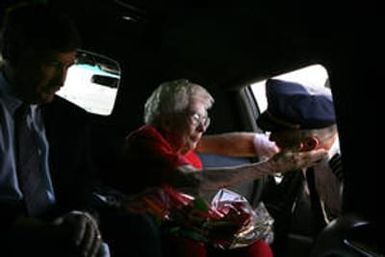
[187,112,210,130]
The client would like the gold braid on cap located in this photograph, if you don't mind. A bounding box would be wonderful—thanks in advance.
[266,110,301,129]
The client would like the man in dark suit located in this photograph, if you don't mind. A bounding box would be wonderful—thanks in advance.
[0,3,161,257]
[0,3,107,256]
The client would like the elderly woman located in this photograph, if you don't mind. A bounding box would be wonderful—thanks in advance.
[113,79,327,257]
[117,79,325,194]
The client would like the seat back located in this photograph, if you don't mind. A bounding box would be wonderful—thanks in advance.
[198,153,265,206]
[311,214,382,257]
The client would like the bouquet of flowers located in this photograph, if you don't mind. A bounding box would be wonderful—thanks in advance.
[123,185,274,249]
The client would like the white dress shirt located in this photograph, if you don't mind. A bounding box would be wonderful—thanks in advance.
[0,71,55,214]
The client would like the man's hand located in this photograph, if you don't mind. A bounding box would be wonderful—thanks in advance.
[53,211,103,257]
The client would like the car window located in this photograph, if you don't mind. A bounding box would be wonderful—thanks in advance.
[56,50,121,115]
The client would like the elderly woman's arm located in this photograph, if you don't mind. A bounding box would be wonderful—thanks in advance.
[172,149,327,194]
[197,132,279,158]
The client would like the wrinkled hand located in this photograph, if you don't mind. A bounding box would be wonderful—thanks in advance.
[53,211,103,257]
[253,133,279,158]
[270,149,328,173]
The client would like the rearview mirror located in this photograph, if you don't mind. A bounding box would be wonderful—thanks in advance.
[57,49,121,115]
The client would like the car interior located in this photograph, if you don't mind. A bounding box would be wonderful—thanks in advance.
[0,0,382,256]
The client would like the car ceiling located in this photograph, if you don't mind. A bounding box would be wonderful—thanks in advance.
[45,0,366,87]
[1,0,379,88]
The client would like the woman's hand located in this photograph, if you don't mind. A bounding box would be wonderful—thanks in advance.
[253,133,280,158]
[269,148,328,173]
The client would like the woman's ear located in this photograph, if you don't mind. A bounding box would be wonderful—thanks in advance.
[161,114,182,133]
[300,136,320,151]
[160,117,172,132]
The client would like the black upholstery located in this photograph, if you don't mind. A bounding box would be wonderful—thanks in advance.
[311,214,382,257]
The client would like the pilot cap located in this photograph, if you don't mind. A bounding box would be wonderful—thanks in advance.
[257,79,336,131]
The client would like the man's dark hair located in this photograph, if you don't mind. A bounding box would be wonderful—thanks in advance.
[0,3,81,63]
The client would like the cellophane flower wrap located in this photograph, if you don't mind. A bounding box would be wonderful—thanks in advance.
[124,186,274,249]
[209,188,274,249]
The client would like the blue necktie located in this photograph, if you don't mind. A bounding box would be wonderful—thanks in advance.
[15,104,50,216]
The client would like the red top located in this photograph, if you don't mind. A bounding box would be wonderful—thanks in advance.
[118,125,202,194]
[119,125,273,257]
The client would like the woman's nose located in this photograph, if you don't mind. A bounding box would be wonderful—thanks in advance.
[196,122,206,132]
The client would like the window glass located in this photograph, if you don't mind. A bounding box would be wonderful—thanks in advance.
[250,64,329,113]
[57,50,121,115]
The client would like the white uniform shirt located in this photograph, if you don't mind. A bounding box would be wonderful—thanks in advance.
[303,138,342,222]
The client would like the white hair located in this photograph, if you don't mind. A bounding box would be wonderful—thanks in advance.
[144,79,214,125]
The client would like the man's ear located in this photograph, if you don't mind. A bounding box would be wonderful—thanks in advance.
[300,136,320,151]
